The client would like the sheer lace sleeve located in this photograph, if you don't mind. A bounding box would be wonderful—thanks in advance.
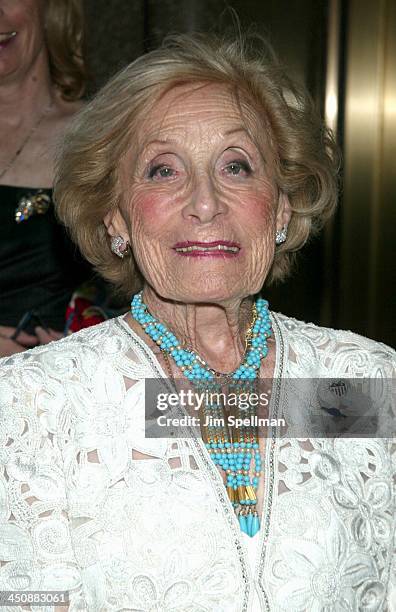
[0,350,85,611]
[389,439,396,611]
[274,315,396,611]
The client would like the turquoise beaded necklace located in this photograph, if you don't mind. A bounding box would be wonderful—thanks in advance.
[131,291,272,537]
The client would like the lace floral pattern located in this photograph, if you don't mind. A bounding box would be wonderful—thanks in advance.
[0,314,394,611]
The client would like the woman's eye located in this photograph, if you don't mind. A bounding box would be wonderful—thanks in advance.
[148,165,175,179]
[224,160,252,176]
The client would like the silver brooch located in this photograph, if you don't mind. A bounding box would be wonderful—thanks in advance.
[15,190,51,223]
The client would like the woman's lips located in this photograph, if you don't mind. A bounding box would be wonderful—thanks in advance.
[0,32,17,50]
[173,240,241,257]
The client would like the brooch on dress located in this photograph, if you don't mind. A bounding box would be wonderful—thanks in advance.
[15,190,51,223]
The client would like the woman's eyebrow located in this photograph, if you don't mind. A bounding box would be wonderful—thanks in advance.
[138,138,180,158]
[133,139,176,167]
[144,128,250,147]
[138,129,255,163]
[223,126,250,137]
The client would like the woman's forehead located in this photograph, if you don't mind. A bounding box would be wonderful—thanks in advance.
[136,81,263,147]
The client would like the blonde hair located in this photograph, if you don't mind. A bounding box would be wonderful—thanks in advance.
[54,31,340,296]
[45,0,87,100]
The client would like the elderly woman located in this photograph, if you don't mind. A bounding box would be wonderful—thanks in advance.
[0,33,394,612]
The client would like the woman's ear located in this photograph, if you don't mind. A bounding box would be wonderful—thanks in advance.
[103,208,130,242]
[276,191,292,230]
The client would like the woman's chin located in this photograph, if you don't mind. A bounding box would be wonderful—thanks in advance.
[163,279,247,304]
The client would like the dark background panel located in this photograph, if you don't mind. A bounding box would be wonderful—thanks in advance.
[85,0,145,89]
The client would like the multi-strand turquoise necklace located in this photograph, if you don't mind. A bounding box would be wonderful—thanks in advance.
[131,291,272,537]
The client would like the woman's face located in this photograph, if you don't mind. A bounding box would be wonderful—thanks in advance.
[112,82,290,304]
[0,0,46,83]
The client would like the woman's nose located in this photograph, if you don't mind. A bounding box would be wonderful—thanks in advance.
[182,176,226,224]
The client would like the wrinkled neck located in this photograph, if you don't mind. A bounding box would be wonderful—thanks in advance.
[142,286,255,373]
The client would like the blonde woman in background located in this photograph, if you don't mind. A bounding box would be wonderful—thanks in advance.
[0,0,93,357]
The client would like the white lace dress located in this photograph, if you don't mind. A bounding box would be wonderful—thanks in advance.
[0,312,395,611]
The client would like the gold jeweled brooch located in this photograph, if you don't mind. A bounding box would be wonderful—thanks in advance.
[15,190,51,223]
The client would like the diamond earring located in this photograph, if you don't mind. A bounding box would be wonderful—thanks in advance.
[110,236,130,258]
[275,225,288,245]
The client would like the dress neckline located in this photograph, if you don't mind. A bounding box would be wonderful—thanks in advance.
[115,311,287,595]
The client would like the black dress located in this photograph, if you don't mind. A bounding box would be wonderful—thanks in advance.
[0,185,92,332]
